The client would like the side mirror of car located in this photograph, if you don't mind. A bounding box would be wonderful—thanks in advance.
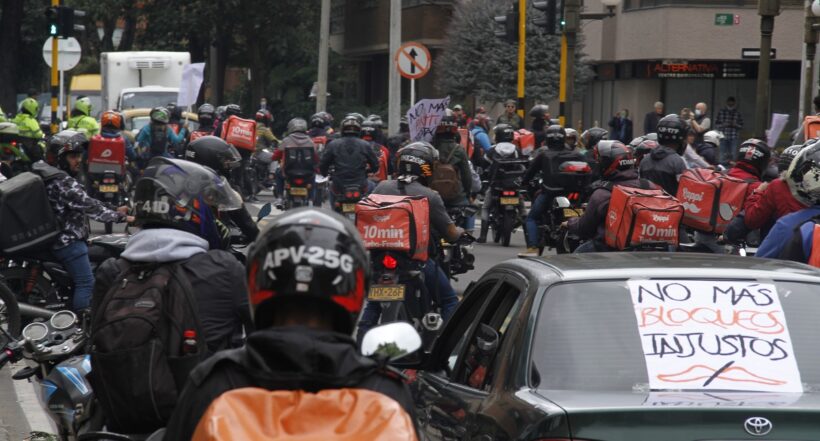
[553,196,571,209]
[257,203,272,223]
[361,322,422,362]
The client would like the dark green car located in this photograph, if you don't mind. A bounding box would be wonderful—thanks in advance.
[412,253,820,440]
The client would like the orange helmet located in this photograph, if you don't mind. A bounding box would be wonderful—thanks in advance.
[100,110,125,130]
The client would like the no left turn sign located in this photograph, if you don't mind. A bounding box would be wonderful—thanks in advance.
[395,42,431,80]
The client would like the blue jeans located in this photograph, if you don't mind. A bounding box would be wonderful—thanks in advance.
[52,241,94,311]
[720,138,738,165]
[574,240,599,253]
[525,193,550,248]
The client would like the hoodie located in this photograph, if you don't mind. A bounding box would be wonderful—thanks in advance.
[639,145,686,196]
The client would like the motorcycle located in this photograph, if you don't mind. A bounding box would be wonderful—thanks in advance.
[284,173,314,210]
[482,158,528,247]
[532,161,593,256]
[442,207,477,280]
[87,141,130,234]
[250,148,274,195]
[333,184,365,222]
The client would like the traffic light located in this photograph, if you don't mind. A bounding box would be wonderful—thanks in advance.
[45,7,59,37]
[44,6,85,38]
[533,0,564,35]
[493,3,519,44]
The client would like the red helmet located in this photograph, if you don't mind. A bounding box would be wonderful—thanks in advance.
[101,110,125,130]
[255,109,273,125]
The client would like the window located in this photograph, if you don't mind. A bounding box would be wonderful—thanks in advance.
[623,0,801,10]
[436,280,500,375]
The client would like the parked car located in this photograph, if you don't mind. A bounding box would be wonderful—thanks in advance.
[410,253,820,441]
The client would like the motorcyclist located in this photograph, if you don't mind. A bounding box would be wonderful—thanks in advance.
[566,140,656,252]
[639,114,688,196]
[11,97,45,162]
[362,119,391,184]
[361,142,464,334]
[0,122,27,177]
[99,110,137,162]
[307,112,332,138]
[578,127,608,160]
[255,109,280,149]
[432,111,474,231]
[477,124,527,243]
[319,115,379,204]
[67,96,100,137]
[385,116,410,163]
[698,130,723,166]
[530,104,550,148]
[136,106,188,160]
[272,118,319,206]
[185,136,260,242]
[629,136,658,167]
[522,125,587,254]
[470,113,493,155]
[190,103,217,141]
[166,102,183,135]
[565,128,579,151]
[213,104,242,138]
[163,207,415,441]
[32,131,131,312]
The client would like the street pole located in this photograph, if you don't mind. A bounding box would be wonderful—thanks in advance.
[388,0,401,135]
[316,0,331,113]
[563,0,581,130]
[558,34,568,127]
[803,0,819,119]
[755,0,780,138]
[410,79,415,107]
[517,0,526,119]
[50,0,59,134]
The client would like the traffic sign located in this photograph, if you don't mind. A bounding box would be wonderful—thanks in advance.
[42,37,81,71]
[395,42,431,80]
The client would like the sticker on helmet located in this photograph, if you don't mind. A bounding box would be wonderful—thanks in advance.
[262,246,354,273]
[140,196,170,214]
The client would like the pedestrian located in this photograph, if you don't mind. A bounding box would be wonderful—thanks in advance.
[690,102,711,144]
[643,101,664,135]
[453,104,470,128]
[608,108,633,143]
[715,96,744,165]
[496,99,523,130]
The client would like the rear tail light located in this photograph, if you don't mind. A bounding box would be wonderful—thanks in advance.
[353,191,361,198]
[502,190,516,196]
[294,178,304,185]
[103,178,115,184]
[568,192,579,201]
[382,254,398,270]
[345,192,353,198]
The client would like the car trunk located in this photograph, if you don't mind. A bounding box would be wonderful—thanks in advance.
[538,390,820,440]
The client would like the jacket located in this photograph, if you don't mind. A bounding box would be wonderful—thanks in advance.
[639,145,686,196]
[756,207,820,258]
[12,113,43,140]
[255,126,279,149]
[496,113,523,130]
[32,162,124,249]
[744,178,807,231]
[319,135,379,191]
[93,228,253,352]
[433,136,472,205]
[67,113,100,137]
[470,126,492,153]
[567,169,650,242]
[162,327,415,441]
[608,116,633,143]
[644,111,662,135]
[273,132,318,177]
[136,124,187,157]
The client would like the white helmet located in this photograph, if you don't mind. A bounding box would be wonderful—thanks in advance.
[495,142,518,158]
[703,130,724,147]
[786,140,820,206]
[564,128,578,139]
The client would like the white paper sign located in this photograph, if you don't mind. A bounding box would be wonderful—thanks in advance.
[767,113,789,147]
[177,63,206,107]
[407,97,451,143]
[628,280,802,393]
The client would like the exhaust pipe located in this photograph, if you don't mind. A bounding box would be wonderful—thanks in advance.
[18,303,55,320]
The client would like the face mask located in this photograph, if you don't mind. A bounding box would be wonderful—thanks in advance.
[695,110,702,117]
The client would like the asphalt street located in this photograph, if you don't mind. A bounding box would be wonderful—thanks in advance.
[1,189,537,438]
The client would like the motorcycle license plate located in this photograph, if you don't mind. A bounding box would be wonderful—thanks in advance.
[500,197,519,205]
[368,285,405,301]
[564,208,583,218]
[99,185,119,193]
[342,203,357,213]
[290,187,308,197]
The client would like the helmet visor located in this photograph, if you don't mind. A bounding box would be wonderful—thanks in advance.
[148,161,244,211]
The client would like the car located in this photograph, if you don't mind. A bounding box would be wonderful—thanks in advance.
[411,253,820,440]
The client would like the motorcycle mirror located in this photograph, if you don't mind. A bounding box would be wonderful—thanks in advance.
[360,322,422,362]
[257,203,272,223]
[553,196,571,209]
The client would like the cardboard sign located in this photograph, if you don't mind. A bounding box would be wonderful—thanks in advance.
[628,280,802,393]
[407,97,450,143]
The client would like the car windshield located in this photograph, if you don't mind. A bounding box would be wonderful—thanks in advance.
[119,91,178,110]
[532,280,820,392]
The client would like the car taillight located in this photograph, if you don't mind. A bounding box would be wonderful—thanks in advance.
[294,178,304,185]
[103,178,115,184]
[502,190,516,196]
[382,254,398,270]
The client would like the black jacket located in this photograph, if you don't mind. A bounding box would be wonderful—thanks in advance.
[522,148,586,190]
[638,144,686,196]
[644,111,662,134]
[567,169,649,243]
[319,135,379,191]
[162,327,415,441]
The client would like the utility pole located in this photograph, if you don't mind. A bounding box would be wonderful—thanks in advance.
[388,0,401,135]
[562,0,580,128]
[316,0,331,113]
[755,0,780,138]
[50,0,60,134]
[517,0,526,119]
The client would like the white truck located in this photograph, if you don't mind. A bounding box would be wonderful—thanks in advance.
[100,51,190,111]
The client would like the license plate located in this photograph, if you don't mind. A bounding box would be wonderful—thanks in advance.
[368,285,405,301]
[342,203,357,213]
[564,208,583,218]
[500,197,519,205]
[99,184,118,193]
[290,187,308,196]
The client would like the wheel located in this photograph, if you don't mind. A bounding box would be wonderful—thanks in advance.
[501,212,514,247]
[492,218,501,244]
[0,280,21,338]
[104,222,113,234]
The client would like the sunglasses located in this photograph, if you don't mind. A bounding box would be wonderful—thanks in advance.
[505,105,515,109]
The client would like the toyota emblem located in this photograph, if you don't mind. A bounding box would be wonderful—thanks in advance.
[744,417,773,436]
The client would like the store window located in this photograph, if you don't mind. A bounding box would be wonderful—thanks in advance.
[624,0,801,10]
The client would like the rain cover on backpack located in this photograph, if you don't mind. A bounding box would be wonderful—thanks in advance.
[221,116,257,151]
[356,194,430,261]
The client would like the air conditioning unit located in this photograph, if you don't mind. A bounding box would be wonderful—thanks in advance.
[128,57,170,70]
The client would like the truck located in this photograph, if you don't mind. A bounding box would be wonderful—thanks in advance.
[100,51,190,111]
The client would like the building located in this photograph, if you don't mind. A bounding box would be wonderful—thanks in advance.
[580,0,806,141]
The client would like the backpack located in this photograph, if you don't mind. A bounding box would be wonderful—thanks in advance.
[804,115,820,141]
[605,182,684,250]
[283,145,317,177]
[0,171,59,254]
[89,261,207,433]
[429,146,463,201]
[355,193,430,261]
[221,116,257,151]
[676,168,750,234]
[88,134,126,175]
[191,388,417,441]
[513,129,536,156]
[189,129,210,142]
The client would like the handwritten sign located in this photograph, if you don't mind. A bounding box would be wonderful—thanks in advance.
[628,280,802,393]
[407,97,450,143]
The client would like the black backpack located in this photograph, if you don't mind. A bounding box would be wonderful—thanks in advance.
[88,261,207,433]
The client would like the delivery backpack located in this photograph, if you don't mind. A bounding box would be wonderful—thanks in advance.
[676,168,750,234]
[0,171,59,254]
[88,135,126,175]
[605,181,684,250]
[221,116,257,151]
[804,115,820,141]
[513,129,536,156]
[356,193,430,261]
[89,261,207,433]
[430,147,463,201]
[192,388,417,441]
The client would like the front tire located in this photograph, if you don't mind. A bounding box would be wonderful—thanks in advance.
[501,211,514,247]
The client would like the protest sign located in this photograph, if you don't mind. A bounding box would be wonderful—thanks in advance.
[177,63,206,107]
[407,97,450,143]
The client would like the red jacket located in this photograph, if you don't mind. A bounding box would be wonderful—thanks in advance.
[743,177,807,230]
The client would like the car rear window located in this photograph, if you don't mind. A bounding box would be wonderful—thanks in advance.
[532,280,820,392]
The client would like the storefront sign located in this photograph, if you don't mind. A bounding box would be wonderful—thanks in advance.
[637,61,756,79]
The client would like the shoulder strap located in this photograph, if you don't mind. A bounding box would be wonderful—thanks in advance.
[167,261,206,343]
[445,145,458,163]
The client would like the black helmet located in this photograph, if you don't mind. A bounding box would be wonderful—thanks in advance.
[246,207,370,332]
[366,114,384,128]
[225,104,242,117]
[736,138,771,175]
[133,157,243,250]
[529,104,549,120]
[51,130,87,173]
[347,113,365,124]
[287,118,308,134]
[255,109,273,126]
[185,136,242,177]
[150,107,170,125]
[215,105,227,120]
[787,140,820,205]
[581,127,608,150]
[197,103,216,127]
[340,116,362,136]
[310,113,325,128]
[545,125,567,150]
[656,114,687,151]
[361,120,379,139]
[166,102,181,121]
[395,141,439,185]
[493,124,515,143]
[436,110,457,135]
[778,144,808,173]
[594,140,636,178]
[629,136,658,166]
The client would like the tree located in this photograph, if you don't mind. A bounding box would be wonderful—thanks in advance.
[0,0,24,113]
[435,0,592,104]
